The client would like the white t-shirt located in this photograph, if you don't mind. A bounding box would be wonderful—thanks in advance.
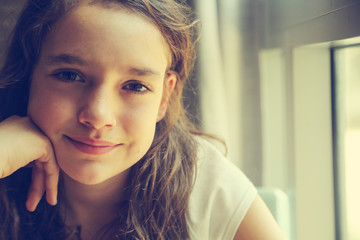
[187,139,257,240]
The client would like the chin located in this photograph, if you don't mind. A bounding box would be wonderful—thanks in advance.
[64,171,103,185]
[74,174,106,185]
[60,163,112,185]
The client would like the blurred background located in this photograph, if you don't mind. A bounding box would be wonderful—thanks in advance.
[1,0,360,239]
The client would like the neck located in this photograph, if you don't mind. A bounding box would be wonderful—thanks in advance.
[60,169,130,239]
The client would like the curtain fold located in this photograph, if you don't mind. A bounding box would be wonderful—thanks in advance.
[195,0,246,169]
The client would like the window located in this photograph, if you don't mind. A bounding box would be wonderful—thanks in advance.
[333,45,360,240]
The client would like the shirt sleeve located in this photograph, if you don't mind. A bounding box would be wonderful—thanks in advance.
[187,138,257,240]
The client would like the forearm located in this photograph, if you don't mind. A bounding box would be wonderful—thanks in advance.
[0,116,59,211]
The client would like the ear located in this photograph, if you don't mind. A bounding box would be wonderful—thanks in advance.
[157,71,177,122]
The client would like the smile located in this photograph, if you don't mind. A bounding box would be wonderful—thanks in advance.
[65,136,120,155]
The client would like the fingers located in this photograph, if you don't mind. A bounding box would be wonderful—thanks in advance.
[41,157,59,206]
[26,166,45,212]
[0,116,60,211]
[35,131,60,207]
[26,152,59,211]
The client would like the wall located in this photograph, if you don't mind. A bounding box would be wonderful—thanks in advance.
[0,0,26,65]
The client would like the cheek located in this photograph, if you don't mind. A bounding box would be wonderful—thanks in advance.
[123,101,160,132]
[27,85,74,137]
[121,102,160,149]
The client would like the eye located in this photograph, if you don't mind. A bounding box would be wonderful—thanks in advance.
[123,82,150,93]
[52,71,84,83]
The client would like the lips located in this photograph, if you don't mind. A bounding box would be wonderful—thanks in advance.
[65,136,120,155]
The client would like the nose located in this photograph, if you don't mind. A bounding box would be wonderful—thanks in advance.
[78,87,117,130]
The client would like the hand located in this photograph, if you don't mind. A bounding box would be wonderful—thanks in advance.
[0,116,59,211]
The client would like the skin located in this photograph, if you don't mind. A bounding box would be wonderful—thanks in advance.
[26,4,175,239]
[28,4,175,186]
[234,195,289,240]
[0,116,59,211]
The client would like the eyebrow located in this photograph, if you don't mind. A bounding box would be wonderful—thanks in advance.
[45,53,160,77]
[126,67,160,77]
[46,54,87,66]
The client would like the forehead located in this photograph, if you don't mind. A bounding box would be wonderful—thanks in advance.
[39,3,171,73]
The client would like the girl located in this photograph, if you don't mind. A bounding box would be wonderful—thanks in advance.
[0,0,287,239]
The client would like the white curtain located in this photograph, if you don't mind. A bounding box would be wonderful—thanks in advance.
[195,0,245,168]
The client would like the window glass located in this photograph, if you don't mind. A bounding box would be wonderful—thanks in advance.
[334,45,360,240]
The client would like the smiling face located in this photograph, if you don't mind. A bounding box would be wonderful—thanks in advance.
[27,4,176,185]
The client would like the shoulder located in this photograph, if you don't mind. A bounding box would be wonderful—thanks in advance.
[192,137,255,195]
[187,137,257,240]
[192,138,255,197]
[233,194,289,240]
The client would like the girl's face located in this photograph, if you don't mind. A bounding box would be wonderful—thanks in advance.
[28,4,176,185]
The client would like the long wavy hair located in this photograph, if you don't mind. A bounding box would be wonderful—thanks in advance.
[0,0,200,239]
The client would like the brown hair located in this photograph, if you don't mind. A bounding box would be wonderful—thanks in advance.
[0,0,200,239]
